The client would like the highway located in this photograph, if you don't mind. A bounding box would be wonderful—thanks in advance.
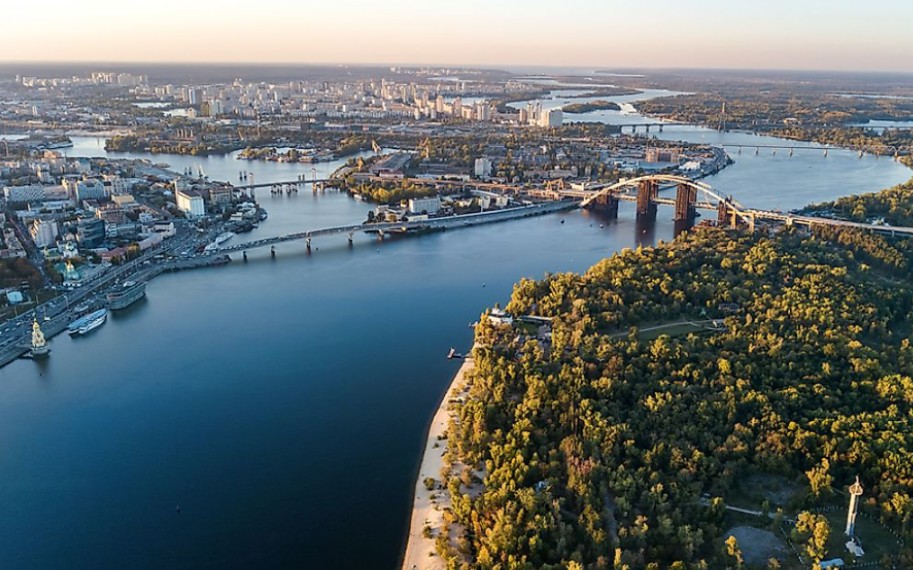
[0,222,204,368]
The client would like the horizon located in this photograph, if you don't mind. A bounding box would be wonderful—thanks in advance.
[4,61,913,79]
[6,0,913,73]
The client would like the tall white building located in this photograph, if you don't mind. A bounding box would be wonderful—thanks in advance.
[30,218,59,248]
[176,189,205,218]
[540,109,563,128]
[474,158,493,178]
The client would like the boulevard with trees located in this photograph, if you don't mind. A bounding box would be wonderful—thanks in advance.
[436,220,913,568]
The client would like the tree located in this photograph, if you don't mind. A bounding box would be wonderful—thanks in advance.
[806,458,833,498]
[725,535,744,568]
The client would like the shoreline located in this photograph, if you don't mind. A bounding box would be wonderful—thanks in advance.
[400,355,474,570]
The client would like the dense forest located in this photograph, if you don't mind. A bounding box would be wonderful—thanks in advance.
[804,178,913,227]
[437,221,913,569]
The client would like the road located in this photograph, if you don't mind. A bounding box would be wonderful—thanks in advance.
[0,222,203,368]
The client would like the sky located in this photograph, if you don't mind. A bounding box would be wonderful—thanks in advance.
[5,0,913,72]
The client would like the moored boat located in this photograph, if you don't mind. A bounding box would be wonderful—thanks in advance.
[73,309,107,336]
[68,308,107,335]
[107,281,146,310]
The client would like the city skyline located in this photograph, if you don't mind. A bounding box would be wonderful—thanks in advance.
[6,0,913,72]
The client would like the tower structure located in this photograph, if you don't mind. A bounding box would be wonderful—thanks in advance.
[845,476,864,537]
[31,319,49,358]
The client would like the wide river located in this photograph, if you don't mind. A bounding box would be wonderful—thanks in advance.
[0,89,910,568]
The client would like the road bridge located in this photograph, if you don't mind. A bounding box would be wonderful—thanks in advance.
[578,174,913,235]
[209,201,577,257]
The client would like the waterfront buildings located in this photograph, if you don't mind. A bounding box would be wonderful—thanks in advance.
[176,189,205,218]
[408,196,442,215]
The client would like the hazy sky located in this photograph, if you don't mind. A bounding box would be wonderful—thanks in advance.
[6,0,912,72]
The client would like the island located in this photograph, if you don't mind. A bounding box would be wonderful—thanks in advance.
[405,178,913,569]
[562,100,622,114]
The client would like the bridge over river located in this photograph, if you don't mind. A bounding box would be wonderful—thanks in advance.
[201,174,913,259]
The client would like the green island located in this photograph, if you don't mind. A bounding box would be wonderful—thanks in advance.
[562,101,622,114]
[635,86,913,165]
[429,182,913,569]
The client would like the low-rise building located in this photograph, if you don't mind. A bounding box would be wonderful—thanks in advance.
[3,184,45,203]
[206,185,233,206]
[408,196,442,215]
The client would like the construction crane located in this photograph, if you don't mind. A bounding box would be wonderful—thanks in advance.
[420,138,431,160]
[371,139,381,154]
[544,178,566,193]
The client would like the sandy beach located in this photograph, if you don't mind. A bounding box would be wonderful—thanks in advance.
[400,355,474,570]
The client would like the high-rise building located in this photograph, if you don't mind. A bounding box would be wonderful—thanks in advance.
[474,158,493,178]
[540,109,563,128]
[30,218,59,248]
[176,189,205,218]
[76,217,106,248]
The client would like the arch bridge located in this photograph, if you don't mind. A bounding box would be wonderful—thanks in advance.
[576,174,754,231]
[572,174,913,236]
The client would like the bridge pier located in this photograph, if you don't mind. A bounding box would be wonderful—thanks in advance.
[718,201,737,229]
[658,124,663,133]
[347,231,354,246]
[636,179,658,223]
[587,193,619,218]
[271,245,276,258]
[243,250,248,262]
[673,183,697,230]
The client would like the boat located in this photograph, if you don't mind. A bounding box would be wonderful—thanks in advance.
[71,309,107,336]
[204,231,235,252]
[78,312,106,335]
[447,347,463,360]
[107,281,146,310]
[68,308,107,334]
[30,319,50,358]
[43,140,74,150]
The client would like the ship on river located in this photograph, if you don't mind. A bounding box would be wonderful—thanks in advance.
[68,309,108,335]
[68,309,108,336]
[106,281,146,310]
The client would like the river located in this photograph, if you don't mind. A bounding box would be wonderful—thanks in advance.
[0,91,910,569]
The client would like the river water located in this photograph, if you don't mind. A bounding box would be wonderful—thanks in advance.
[0,91,910,569]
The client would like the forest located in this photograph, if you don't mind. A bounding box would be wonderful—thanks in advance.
[804,178,913,227]
[436,220,913,569]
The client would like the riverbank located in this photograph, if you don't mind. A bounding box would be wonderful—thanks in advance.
[401,355,474,570]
